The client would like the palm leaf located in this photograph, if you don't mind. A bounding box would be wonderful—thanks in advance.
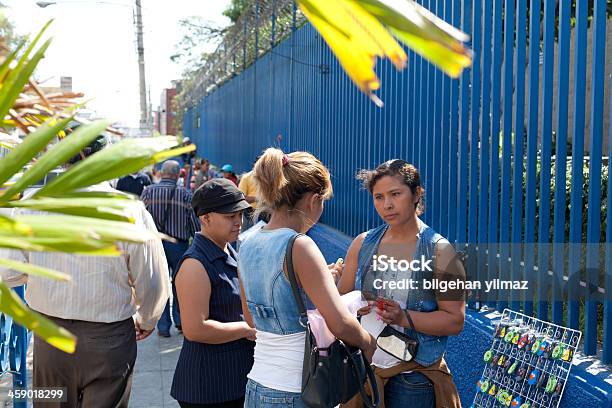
[0,258,71,281]
[296,0,472,102]
[0,120,110,201]
[0,116,73,187]
[10,197,138,222]
[0,38,26,83]
[13,214,157,245]
[38,137,195,196]
[356,0,472,77]
[0,29,53,123]
[0,282,76,353]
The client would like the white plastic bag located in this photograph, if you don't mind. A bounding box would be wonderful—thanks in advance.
[307,290,367,355]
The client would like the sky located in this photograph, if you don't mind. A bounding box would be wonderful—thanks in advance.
[3,0,231,128]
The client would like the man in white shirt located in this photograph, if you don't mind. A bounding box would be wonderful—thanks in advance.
[0,135,169,407]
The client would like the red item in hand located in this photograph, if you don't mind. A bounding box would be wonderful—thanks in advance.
[377,299,385,311]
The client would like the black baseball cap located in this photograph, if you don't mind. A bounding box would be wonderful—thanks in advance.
[192,178,250,216]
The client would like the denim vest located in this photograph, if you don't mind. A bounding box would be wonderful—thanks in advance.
[356,220,448,366]
[239,228,312,335]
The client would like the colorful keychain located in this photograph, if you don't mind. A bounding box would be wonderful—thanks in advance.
[537,339,549,356]
[511,396,522,408]
[505,329,515,343]
[545,375,558,393]
[562,347,573,362]
[518,333,530,349]
[527,368,540,385]
[552,343,564,360]
[531,337,542,354]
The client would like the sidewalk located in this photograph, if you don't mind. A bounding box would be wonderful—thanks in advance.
[131,327,183,408]
[0,326,183,407]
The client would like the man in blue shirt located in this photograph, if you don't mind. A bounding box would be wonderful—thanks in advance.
[141,160,200,337]
[116,171,151,196]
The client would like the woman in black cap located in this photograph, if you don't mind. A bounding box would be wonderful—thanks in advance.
[170,178,255,408]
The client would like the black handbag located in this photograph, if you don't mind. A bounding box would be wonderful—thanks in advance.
[285,234,380,408]
[376,311,419,362]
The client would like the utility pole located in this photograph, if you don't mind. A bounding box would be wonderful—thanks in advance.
[134,0,148,133]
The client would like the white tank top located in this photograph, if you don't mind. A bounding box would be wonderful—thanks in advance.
[247,330,306,392]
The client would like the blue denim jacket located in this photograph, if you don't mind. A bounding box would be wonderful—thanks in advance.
[239,228,313,335]
[356,220,448,366]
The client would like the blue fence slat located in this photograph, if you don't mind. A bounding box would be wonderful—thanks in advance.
[456,0,471,246]
[510,0,527,313]
[478,0,492,307]
[567,0,588,330]
[447,0,460,245]
[468,0,481,251]
[537,0,554,322]
[606,63,612,364]
[499,0,515,311]
[440,0,452,239]
[487,0,503,310]
[524,0,540,318]
[407,50,415,164]
[433,0,444,233]
[552,0,571,326]
[584,0,606,357]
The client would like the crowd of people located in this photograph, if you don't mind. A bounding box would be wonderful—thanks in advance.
[0,137,467,408]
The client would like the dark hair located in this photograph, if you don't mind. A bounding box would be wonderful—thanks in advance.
[253,147,332,210]
[356,159,425,215]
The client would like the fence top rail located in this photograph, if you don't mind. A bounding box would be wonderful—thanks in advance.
[180,0,306,110]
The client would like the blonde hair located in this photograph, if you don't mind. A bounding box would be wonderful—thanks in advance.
[253,148,332,210]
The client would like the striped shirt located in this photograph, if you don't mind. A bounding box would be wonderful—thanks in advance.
[141,178,200,241]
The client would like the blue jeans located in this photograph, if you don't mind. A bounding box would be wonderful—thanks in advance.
[244,379,307,408]
[157,240,189,333]
[384,372,435,408]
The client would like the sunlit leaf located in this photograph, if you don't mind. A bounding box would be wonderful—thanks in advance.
[0,120,110,201]
[13,214,157,244]
[0,38,26,82]
[0,282,76,353]
[0,116,73,187]
[356,0,472,77]
[10,197,138,222]
[38,137,194,196]
[0,20,53,122]
[296,0,472,103]
[0,258,71,281]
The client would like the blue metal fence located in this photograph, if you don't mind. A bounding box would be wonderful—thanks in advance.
[0,287,30,408]
[184,1,611,362]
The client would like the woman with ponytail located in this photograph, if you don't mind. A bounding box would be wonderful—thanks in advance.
[238,148,376,407]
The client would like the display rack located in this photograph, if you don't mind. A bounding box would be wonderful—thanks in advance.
[471,309,581,408]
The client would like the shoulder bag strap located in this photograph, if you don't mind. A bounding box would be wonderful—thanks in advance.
[284,233,308,324]
[405,310,417,331]
[342,341,380,408]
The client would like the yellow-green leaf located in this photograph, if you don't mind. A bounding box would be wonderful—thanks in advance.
[10,197,138,223]
[0,282,76,353]
[38,136,193,196]
[0,120,110,201]
[0,116,73,187]
[0,258,71,281]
